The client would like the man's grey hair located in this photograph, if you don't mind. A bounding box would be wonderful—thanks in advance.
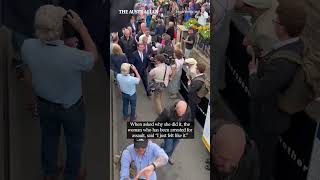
[34,5,67,41]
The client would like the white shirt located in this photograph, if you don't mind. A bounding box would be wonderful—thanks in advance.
[196,11,209,26]
[149,63,172,87]
[131,22,136,32]
[139,34,152,44]
[138,51,144,62]
[175,58,185,70]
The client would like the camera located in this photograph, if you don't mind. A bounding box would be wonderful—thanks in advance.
[63,12,78,39]
[163,53,175,66]
[63,11,83,49]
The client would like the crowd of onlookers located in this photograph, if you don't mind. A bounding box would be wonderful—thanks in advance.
[111,0,211,179]
[212,0,320,180]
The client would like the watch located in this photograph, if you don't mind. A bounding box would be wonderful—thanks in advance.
[151,162,157,170]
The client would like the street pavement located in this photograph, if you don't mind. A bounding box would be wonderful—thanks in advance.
[112,76,210,180]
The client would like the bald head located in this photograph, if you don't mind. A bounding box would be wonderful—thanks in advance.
[213,123,246,174]
[175,101,187,117]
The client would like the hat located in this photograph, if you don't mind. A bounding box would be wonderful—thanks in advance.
[185,58,197,65]
[134,138,148,149]
[243,0,272,9]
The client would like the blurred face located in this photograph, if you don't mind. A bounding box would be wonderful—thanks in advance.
[135,148,146,156]
[141,23,147,32]
[145,30,150,36]
[201,6,205,13]
[124,30,130,38]
[131,16,135,23]
[188,29,193,34]
[273,16,286,40]
[212,138,241,175]
[127,27,132,34]
[138,44,145,51]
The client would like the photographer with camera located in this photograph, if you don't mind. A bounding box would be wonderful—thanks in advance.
[149,54,173,114]
[117,63,141,121]
[21,5,98,180]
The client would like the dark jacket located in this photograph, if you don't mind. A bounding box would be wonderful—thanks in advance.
[119,36,136,60]
[188,74,206,104]
[130,50,149,75]
[155,24,166,37]
[110,54,127,74]
[144,44,153,58]
[212,139,260,180]
[128,22,138,34]
[166,27,175,40]
[249,40,303,134]
[155,102,192,123]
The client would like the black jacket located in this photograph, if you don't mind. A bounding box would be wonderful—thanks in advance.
[119,36,137,60]
[155,102,192,123]
[130,50,149,75]
[249,40,303,134]
[166,27,175,40]
[110,54,127,74]
[155,24,166,37]
[188,74,206,104]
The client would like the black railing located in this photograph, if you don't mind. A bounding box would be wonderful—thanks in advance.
[195,34,210,58]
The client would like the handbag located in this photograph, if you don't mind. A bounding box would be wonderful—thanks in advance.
[148,65,168,93]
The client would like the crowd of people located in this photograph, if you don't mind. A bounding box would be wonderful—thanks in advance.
[111,0,211,179]
[213,0,320,180]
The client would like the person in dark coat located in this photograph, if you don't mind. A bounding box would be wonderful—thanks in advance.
[130,43,151,97]
[119,28,137,60]
[166,21,175,41]
[128,15,138,35]
[247,2,306,180]
[188,62,207,121]
[155,100,191,165]
[110,43,128,78]
[154,19,166,42]
[212,120,260,180]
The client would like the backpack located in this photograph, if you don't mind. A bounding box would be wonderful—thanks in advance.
[195,76,210,98]
[269,50,315,114]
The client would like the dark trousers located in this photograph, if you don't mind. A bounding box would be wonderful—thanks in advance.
[122,93,137,121]
[161,138,180,158]
[38,97,85,180]
[189,99,198,121]
[250,128,278,180]
[140,71,149,95]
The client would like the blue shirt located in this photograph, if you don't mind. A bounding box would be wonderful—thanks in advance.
[21,39,94,108]
[117,74,140,96]
[120,142,169,180]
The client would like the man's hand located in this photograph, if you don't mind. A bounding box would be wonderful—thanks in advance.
[65,10,86,33]
[131,65,137,72]
[134,165,155,180]
[248,55,259,75]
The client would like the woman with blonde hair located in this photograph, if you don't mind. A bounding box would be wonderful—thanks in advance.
[111,43,128,79]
